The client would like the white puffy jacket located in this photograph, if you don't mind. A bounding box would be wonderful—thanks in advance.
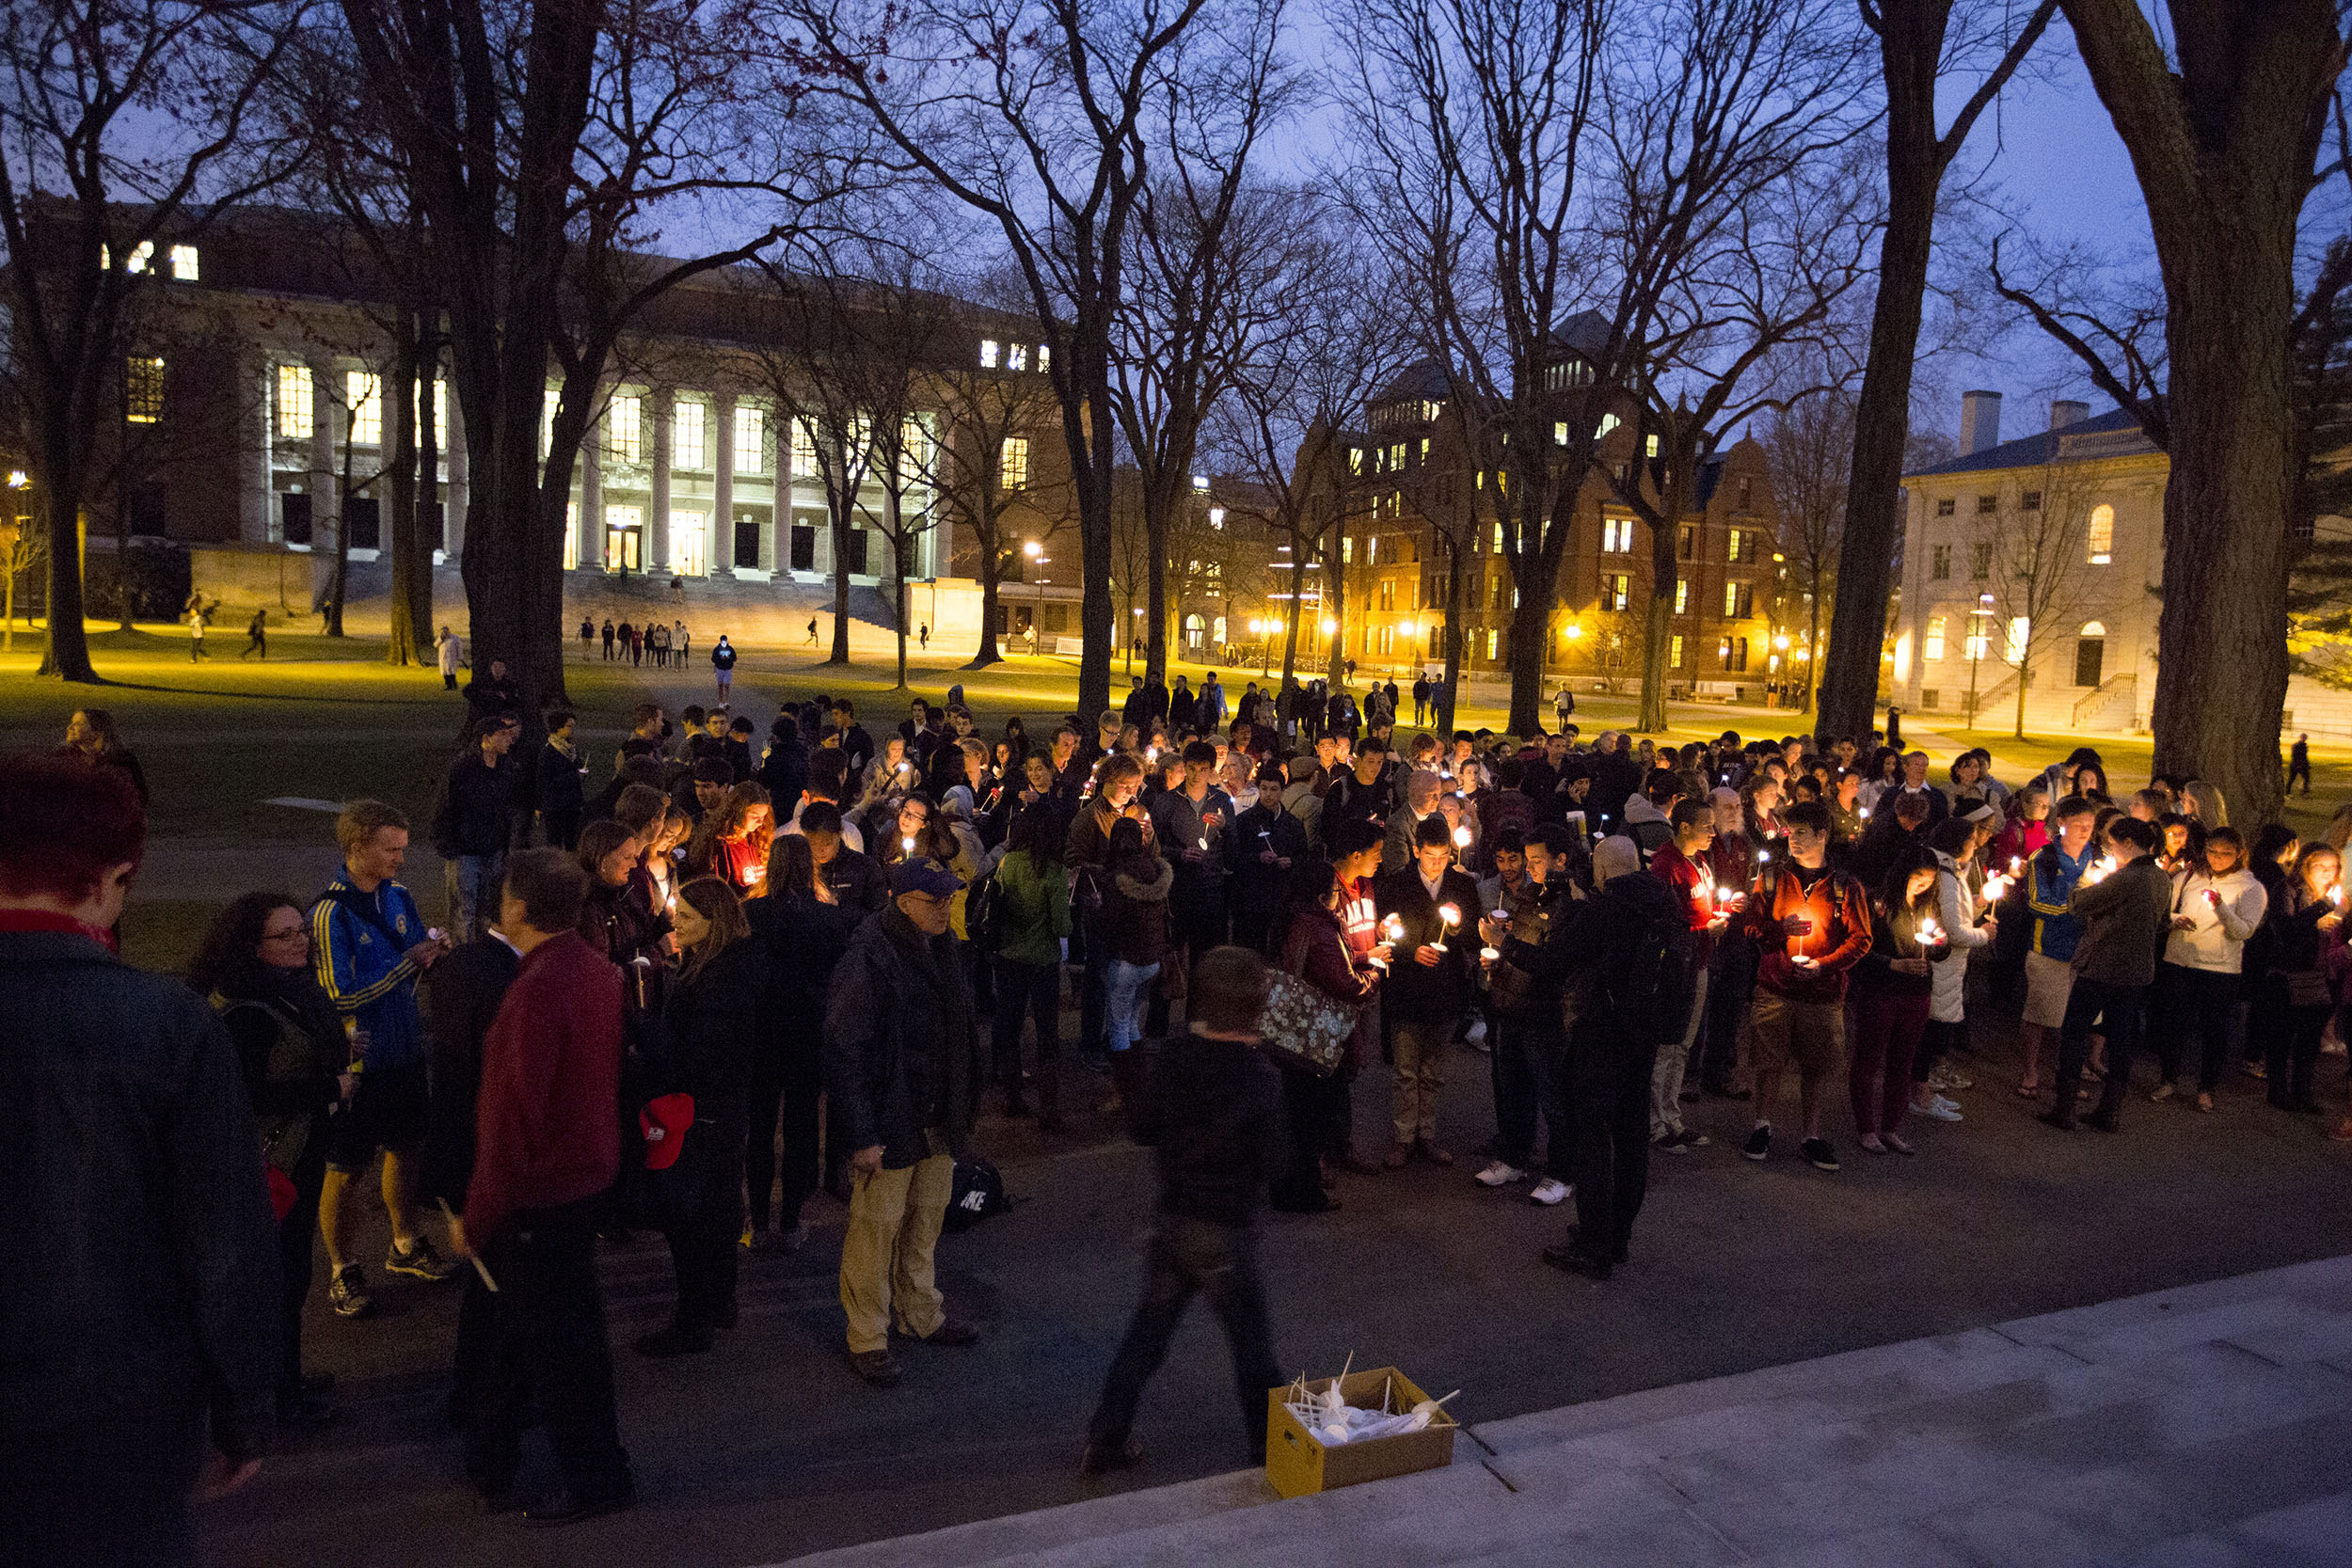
[2162,867,2265,974]
[1931,852,1993,1022]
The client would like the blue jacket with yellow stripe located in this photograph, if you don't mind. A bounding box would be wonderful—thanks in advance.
[310,876,427,1069]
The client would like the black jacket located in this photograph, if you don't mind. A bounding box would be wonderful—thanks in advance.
[433,751,518,858]
[214,965,345,1175]
[1134,1032,1286,1227]
[1103,854,1173,965]
[534,739,587,819]
[822,905,982,1169]
[1374,864,1486,1022]
[653,942,770,1119]
[1230,803,1310,911]
[1322,770,1399,839]
[418,934,519,1210]
[0,932,279,1459]
[746,893,862,1078]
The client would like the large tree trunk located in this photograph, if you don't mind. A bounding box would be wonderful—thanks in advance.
[967,536,1004,669]
[1818,153,1936,743]
[37,424,98,681]
[1437,541,1467,733]
[385,316,423,665]
[826,483,853,666]
[1636,505,1678,732]
[1074,354,1116,724]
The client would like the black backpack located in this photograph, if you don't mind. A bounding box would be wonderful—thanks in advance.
[965,863,1012,955]
[1595,882,1695,1046]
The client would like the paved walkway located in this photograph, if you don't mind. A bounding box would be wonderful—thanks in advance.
[780,1254,2352,1568]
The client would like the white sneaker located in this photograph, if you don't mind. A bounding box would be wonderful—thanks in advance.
[1464,1017,1489,1047]
[1529,1178,1571,1207]
[1920,1094,1963,1123]
[1474,1160,1529,1187]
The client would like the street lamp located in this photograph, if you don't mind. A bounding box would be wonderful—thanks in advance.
[1024,540,1044,654]
[1964,590,1994,730]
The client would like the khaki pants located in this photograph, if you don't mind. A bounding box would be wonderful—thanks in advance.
[1391,1019,1453,1145]
[838,1152,954,1354]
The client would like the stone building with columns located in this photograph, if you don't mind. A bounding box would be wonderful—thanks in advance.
[71,206,1064,642]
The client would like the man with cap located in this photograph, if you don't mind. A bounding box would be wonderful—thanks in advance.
[823,856,985,1386]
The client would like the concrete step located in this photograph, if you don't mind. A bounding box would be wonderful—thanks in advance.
[772,1254,2352,1568]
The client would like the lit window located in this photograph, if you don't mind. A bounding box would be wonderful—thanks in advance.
[1007,343,1028,372]
[1367,535,1378,564]
[1553,420,1568,447]
[1194,473,1212,493]
[2005,616,2029,664]
[1388,443,1405,468]
[1603,574,1629,611]
[542,393,556,459]
[1719,636,1732,660]
[979,339,1001,369]
[1727,528,1743,562]
[1670,635,1684,669]
[671,513,707,576]
[1964,615,1990,660]
[1645,433,1661,458]
[110,240,155,275]
[1486,627,1500,659]
[168,244,198,280]
[1418,437,1429,463]
[1493,522,1503,553]
[789,419,817,479]
[673,400,707,470]
[1602,517,1630,553]
[1000,436,1030,489]
[1597,412,1620,440]
[1924,617,1947,661]
[276,364,312,439]
[1342,535,1353,564]
[345,370,380,446]
[125,356,165,423]
[1037,343,1050,373]
[1347,447,1363,476]
[1674,578,1689,613]
[606,394,642,464]
[2087,503,2114,564]
[1724,581,1740,618]
[735,405,765,474]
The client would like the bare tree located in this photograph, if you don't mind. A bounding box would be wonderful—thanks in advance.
[930,349,1069,669]
[767,0,1223,724]
[0,0,304,679]
[1760,379,1854,711]
[1979,0,2342,824]
[1981,459,2097,738]
[1813,0,2058,741]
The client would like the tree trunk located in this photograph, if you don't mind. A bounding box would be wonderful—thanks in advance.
[326,436,353,638]
[2013,653,2030,740]
[1144,483,1169,691]
[826,482,853,666]
[1279,531,1305,690]
[1437,540,1467,733]
[1326,519,1349,690]
[1636,505,1679,732]
[1819,156,1936,743]
[37,415,98,679]
[891,516,910,689]
[385,317,423,665]
[967,536,1003,669]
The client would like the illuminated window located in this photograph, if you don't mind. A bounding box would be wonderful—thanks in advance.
[1603,574,1629,611]
[345,370,380,446]
[1964,615,1990,660]
[1602,517,1631,553]
[1000,436,1030,489]
[735,405,765,474]
[2086,503,2114,564]
[2005,616,2029,664]
[1723,580,1753,618]
[1388,442,1405,468]
[1194,473,1212,493]
[1378,578,1394,610]
[979,339,1001,369]
[1924,616,1947,661]
[606,394,642,464]
[1007,342,1028,372]
[1342,535,1353,564]
[1553,420,1568,447]
[671,513,707,576]
[1418,437,1429,463]
[1036,344,1049,373]
[110,240,155,274]
[1645,433,1661,458]
[125,356,165,423]
[276,364,312,439]
[169,244,199,280]
[1727,528,1743,562]
[1597,412,1620,440]
[1674,578,1689,613]
[1486,627,1500,659]
[1670,635,1684,669]
[788,419,816,479]
[1348,447,1363,476]
[673,400,707,470]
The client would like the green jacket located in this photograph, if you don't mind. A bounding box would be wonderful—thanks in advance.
[994,848,1073,966]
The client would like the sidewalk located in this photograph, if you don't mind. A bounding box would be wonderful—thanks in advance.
[777,1254,2352,1568]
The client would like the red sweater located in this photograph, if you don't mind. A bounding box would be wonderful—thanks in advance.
[466,931,624,1243]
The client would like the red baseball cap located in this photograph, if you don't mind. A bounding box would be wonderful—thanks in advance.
[639,1093,695,1170]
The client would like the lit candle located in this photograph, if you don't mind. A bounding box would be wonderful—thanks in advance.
[1452,825,1472,848]
[1435,902,1460,952]
[902,835,916,856]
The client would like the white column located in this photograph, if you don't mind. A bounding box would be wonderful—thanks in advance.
[580,412,603,573]
[309,358,339,562]
[711,392,735,578]
[445,391,469,558]
[649,388,672,575]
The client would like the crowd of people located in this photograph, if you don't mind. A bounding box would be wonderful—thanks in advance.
[12,679,2352,1557]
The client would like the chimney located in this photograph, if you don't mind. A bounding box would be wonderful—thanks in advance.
[2049,399,2089,432]
[1960,390,2002,454]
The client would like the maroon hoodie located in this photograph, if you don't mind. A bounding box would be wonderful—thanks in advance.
[466,930,624,1243]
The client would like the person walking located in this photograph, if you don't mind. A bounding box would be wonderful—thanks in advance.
[711,633,738,700]
[311,800,454,1318]
[1099,816,1173,1117]
[637,878,768,1356]
[1737,801,1871,1172]
[1082,946,1286,1476]
[2042,816,2172,1132]
[433,716,522,943]
[989,804,1073,1126]
[824,857,986,1386]
[0,754,280,1563]
[2289,733,2312,797]
[2148,828,2265,1112]
[438,624,464,689]
[190,894,352,1432]
[601,618,617,659]
[188,598,208,660]
[919,622,930,651]
[243,607,268,659]
[675,621,690,662]
[1846,851,1946,1156]
[1375,815,1484,1165]
[579,617,595,657]
[451,848,636,1524]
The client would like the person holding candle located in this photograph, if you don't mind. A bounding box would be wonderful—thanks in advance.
[1374,816,1484,1166]
[1848,850,1947,1154]
[2016,797,2101,1096]
[2043,815,2173,1132]
[1230,765,1308,955]
[1736,801,1873,1172]
[1646,800,1727,1153]
[1475,827,1581,1199]
[2147,827,2265,1112]
[2257,843,2344,1115]
[1911,816,1996,1124]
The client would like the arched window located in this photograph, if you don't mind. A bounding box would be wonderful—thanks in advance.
[1212,615,1227,645]
[1184,613,1205,651]
[2086,504,2114,564]
[2080,620,2106,637]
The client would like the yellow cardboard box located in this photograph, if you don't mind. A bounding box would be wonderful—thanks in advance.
[1264,1367,1458,1499]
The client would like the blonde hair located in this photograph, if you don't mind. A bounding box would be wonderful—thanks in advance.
[335,799,408,856]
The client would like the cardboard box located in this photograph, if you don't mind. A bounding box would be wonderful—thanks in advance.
[1264,1367,1458,1499]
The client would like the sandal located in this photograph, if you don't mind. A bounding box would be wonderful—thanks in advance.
[2015,1080,2041,1098]
[1858,1134,1886,1154]
[1883,1133,1915,1156]
[2196,1093,2216,1114]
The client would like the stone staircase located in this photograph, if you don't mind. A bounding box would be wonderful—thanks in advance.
[774,1254,2352,1568]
